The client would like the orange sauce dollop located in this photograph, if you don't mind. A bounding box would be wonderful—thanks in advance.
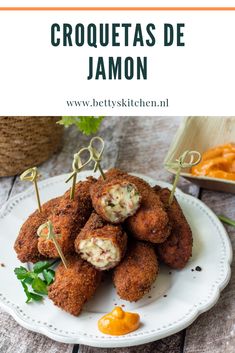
[191,143,235,181]
[98,307,140,336]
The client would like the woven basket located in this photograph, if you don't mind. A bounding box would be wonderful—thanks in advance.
[0,117,63,177]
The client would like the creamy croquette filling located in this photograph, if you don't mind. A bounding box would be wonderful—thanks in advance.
[101,183,140,223]
[79,238,120,270]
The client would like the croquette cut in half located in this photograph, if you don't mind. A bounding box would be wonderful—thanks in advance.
[14,197,60,263]
[48,255,101,316]
[90,172,141,224]
[95,169,171,243]
[113,241,159,302]
[75,212,127,271]
[154,186,193,269]
[38,177,96,258]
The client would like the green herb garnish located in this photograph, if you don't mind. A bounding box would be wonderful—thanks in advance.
[218,215,235,227]
[21,282,43,303]
[42,269,55,285]
[14,260,57,303]
[57,116,104,136]
[33,260,55,273]
[32,277,48,295]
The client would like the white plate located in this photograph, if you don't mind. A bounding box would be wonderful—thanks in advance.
[0,172,232,347]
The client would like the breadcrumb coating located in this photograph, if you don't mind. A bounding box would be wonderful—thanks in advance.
[90,176,141,224]
[48,254,101,316]
[38,177,96,258]
[155,187,193,269]
[113,241,158,302]
[14,197,60,263]
[95,169,170,243]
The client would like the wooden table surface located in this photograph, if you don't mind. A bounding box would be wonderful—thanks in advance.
[0,116,234,353]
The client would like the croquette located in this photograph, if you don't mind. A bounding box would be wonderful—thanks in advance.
[126,175,171,243]
[113,241,158,302]
[154,187,193,269]
[75,212,127,270]
[92,169,171,243]
[14,197,60,263]
[90,174,141,224]
[48,254,101,316]
[38,177,96,258]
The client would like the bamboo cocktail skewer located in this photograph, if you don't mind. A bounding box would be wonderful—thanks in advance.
[65,148,93,200]
[165,150,202,205]
[37,221,68,269]
[88,137,105,180]
[20,167,42,212]
[66,136,106,200]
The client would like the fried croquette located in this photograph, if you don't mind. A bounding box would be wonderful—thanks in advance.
[92,169,170,243]
[48,255,101,316]
[14,197,60,263]
[113,241,158,302]
[154,187,193,269]
[90,175,141,224]
[38,177,96,258]
[125,175,170,243]
[75,213,127,270]
[105,169,170,242]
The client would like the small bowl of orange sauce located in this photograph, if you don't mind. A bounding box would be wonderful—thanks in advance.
[164,117,235,193]
[191,143,235,181]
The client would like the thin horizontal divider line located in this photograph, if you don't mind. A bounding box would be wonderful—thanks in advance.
[1,7,235,11]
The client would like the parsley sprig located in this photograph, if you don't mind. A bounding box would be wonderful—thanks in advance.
[14,260,57,303]
[57,116,104,136]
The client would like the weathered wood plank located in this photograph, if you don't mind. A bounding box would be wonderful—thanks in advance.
[0,310,74,353]
[184,190,235,353]
[80,333,183,353]
[0,176,14,207]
